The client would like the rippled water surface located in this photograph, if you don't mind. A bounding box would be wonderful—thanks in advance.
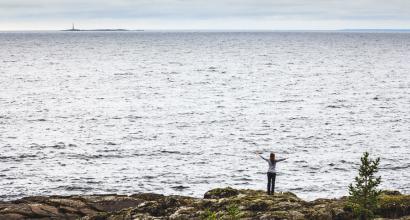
[0,31,409,200]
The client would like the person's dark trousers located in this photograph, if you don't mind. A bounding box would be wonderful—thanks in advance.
[267,172,276,195]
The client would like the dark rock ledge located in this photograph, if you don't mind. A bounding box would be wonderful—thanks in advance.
[0,188,409,219]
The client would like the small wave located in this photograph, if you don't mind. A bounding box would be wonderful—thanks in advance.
[326,105,341,108]
[19,154,37,159]
[142,175,156,180]
[381,164,410,170]
[86,180,103,184]
[114,72,134,76]
[29,142,76,149]
[50,142,67,149]
[0,154,39,162]
[171,185,190,191]
[66,153,125,160]
[333,167,348,171]
[234,177,253,181]
[0,156,13,161]
[159,150,181,154]
[58,186,94,192]
[28,118,47,122]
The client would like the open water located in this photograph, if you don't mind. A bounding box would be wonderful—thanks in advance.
[0,31,409,200]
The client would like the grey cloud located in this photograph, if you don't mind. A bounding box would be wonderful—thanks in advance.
[0,0,408,16]
[1,0,410,27]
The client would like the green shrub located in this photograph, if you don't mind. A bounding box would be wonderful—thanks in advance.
[348,152,382,220]
[226,204,241,220]
[201,209,219,220]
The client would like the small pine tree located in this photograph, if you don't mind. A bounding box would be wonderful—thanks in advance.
[348,152,382,220]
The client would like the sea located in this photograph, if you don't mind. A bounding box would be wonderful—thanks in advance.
[0,31,409,201]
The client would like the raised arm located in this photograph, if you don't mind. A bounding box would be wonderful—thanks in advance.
[257,153,268,161]
[275,158,287,162]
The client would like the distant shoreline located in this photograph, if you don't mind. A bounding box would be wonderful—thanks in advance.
[1,29,410,33]
[61,29,143,32]
[340,29,410,32]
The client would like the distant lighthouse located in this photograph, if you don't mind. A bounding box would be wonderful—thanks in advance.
[61,23,82,31]
[64,23,80,31]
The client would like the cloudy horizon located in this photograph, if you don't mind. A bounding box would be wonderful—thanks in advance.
[1,0,410,30]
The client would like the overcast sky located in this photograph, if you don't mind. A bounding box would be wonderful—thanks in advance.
[1,0,410,30]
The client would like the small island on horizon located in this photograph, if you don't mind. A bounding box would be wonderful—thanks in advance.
[62,24,143,32]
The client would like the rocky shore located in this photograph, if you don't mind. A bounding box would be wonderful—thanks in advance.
[0,187,409,220]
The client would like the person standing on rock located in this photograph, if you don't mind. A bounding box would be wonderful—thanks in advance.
[256,152,287,195]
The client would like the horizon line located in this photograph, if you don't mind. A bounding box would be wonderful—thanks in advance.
[1,28,410,32]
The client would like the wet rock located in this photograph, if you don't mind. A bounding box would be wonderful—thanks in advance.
[29,204,60,217]
[0,204,35,218]
[87,195,143,212]
[0,213,25,220]
[48,198,89,209]
[131,193,165,201]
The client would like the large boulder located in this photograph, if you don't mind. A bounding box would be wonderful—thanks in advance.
[377,193,410,219]
[204,187,240,199]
